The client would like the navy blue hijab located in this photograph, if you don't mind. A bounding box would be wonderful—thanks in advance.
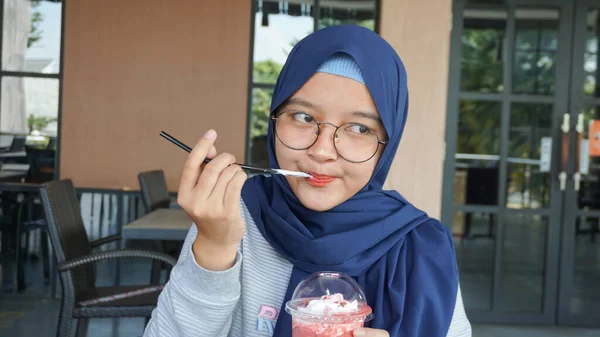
[242,25,459,337]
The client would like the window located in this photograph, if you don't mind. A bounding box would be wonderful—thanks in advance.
[1,0,62,181]
[247,0,380,167]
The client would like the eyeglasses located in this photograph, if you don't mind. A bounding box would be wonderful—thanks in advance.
[271,111,388,163]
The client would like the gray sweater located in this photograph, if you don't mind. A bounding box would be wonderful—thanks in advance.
[143,202,472,337]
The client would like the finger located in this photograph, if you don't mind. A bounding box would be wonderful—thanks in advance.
[207,146,217,159]
[179,130,217,193]
[195,152,237,199]
[200,146,218,171]
[353,328,389,337]
[208,164,242,204]
[223,169,248,212]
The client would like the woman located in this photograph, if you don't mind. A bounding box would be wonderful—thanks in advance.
[144,25,471,337]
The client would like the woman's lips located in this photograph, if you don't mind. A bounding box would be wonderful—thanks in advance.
[306,172,336,187]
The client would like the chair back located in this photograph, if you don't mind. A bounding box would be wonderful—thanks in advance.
[46,137,57,150]
[465,167,499,205]
[26,148,55,183]
[9,135,26,152]
[138,170,171,212]
[39,179,95,296]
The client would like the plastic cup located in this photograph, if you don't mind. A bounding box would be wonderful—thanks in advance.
[285,271,374,337]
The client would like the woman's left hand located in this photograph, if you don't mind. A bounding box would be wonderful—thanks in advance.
[353,327,390,337]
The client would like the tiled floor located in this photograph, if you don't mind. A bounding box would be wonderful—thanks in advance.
[471,323,600,337]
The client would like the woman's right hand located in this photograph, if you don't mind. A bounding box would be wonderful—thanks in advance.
[177,129,248,271]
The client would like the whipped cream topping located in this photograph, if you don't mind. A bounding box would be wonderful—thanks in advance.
[297,293,359,315]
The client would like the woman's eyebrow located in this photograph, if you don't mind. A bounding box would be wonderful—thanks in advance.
[285,97,382,124]
[351,110,383,124]
[285,97,317,109]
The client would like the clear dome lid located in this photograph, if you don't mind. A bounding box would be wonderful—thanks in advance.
[285,271,374,323]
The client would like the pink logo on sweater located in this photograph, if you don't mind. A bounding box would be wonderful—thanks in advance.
[256,304,279,334]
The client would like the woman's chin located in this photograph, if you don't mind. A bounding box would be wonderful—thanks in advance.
[294,183,343,212]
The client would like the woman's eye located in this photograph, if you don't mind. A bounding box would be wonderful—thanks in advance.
[292,112,314,124]
[347,124,372,135]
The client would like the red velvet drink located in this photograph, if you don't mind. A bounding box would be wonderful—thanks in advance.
[285,272,374,337]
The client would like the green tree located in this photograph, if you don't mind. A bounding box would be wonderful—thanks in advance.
[251,88,274,139]
[318,18,375,31]
[458,25,558,207]
[458,27,557,156]
[251,60,283,139]
[253,59,283,85]
[28,0,44,48]
[460,28,504,93]
[28,114,57,134]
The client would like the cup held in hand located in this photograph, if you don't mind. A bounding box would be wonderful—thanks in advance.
[285,271,374,337]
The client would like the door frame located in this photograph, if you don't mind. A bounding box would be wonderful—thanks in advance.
[442,0,575,325]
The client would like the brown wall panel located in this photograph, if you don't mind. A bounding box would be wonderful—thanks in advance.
[380,0,452,218]
[60,0,251,191]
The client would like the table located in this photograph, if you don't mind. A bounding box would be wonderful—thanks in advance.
[0,171,26,181]
[0,164,30,181]
[0,182,41,192]
[0,151,26,158]
[121,208,192,241]
[1,164,29,171]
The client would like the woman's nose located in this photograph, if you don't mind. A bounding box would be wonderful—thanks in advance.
[306,123,338,163]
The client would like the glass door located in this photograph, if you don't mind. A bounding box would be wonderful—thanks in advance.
[442,0,573,324]
[558,0,600,327]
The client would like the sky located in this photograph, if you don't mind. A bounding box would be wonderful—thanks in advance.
[23,1,62,72]
[253,12,313,64]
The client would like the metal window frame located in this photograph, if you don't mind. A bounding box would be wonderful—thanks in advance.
[0,0,66,181]
[244,0,382,163]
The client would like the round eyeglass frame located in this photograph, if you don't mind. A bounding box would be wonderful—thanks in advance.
[270,112,388,163]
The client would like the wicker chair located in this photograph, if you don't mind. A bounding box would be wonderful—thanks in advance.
[138,170,182,283]
[137,170,171,213]
[39,179,177,337]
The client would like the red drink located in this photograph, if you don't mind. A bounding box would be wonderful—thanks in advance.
[290,297,372,337]
[292,319,362,337]
[285,272,374,337]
